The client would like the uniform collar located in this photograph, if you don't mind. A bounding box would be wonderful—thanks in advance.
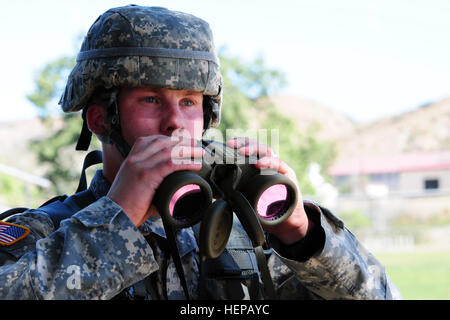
[88,169,112,201]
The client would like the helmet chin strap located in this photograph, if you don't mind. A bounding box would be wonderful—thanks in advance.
[108,130,131,158]
[75,109,94,151]
[103,89,132,159]
[75,89,131,159]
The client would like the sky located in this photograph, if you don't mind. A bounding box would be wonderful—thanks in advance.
[1,0,450,123]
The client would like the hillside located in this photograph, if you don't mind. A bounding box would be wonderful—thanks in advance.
[0,117,66,175]
[334,97,450,159]
[269,95,356,141]
[0,118,49,174]
[270,95,450,161]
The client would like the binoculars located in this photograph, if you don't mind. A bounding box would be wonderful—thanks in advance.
[153,140,298,259]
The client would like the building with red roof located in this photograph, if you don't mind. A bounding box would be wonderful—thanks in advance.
[328,150,450,196]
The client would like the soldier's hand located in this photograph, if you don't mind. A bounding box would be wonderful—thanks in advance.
[107,135,204,227]
[226,137,312,245]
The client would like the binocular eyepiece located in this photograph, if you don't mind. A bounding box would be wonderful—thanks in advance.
[153,140,298,259]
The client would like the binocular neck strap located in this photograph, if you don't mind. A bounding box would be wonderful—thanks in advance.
[75,150,103,193]
[230,191,276,299]
[210,166,277,299]
[254,246,276,299]
[161,218,191,300]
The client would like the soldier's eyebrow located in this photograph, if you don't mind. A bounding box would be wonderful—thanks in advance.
[140,88,201,96]
[140,87,159,92]
[184,90,202,96]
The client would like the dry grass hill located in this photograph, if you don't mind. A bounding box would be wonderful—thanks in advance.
[0,118,49,174]
[270,95,450,161]
[0,118,65,176]
[269,95,356,141]
[333,97,450,160]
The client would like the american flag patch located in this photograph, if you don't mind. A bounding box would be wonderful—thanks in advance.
[0,221,30,246]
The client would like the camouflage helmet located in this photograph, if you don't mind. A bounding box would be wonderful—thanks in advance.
[59,4,222,128]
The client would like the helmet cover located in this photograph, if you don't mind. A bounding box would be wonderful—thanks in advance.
[59,5,222,127]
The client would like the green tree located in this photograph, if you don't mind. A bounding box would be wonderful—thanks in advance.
[216,49,286,132]
[27,57,75,118]
[26,56,101,194]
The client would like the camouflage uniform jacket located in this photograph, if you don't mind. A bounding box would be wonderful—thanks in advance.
[0,170,401,300]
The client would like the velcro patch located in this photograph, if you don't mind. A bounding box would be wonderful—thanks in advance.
[0,221,30,246]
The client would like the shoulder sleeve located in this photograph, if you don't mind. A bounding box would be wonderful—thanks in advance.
[0,196,157,299]
[270,200,402,300]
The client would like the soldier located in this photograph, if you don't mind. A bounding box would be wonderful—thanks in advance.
[0,5,401,300]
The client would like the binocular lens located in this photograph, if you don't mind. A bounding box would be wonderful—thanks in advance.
[256,184,290,220]
[169,184,204,222]
[154,171,213,229]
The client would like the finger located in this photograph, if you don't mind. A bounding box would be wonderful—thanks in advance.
[129,135,178,160]
[238,143,272,157]
[129,153,203,192]
[154,156,205,181]
[170,146,205,164]
[130,135,198,162]
[136,145,203,169]
[226,137,254,149]
[255,156,282,172]
[226,137,275,158]
[255,156,297,179]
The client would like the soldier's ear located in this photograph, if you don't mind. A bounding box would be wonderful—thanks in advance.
[86,104,108,135]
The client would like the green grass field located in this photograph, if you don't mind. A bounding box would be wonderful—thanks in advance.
[375,250,450,300]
